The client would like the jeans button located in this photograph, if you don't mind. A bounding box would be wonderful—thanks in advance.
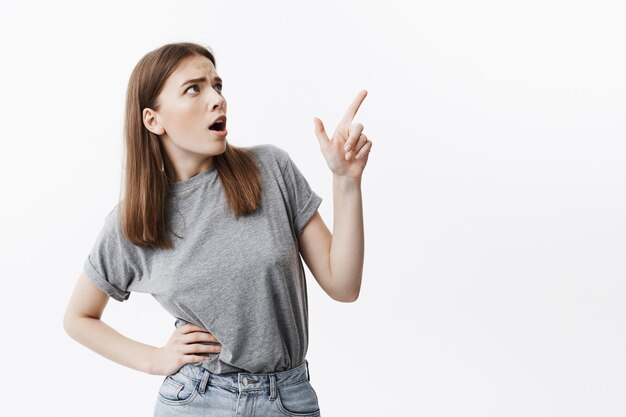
[242,377,248,385]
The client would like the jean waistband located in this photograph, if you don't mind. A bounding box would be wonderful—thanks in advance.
[175,359,310,394]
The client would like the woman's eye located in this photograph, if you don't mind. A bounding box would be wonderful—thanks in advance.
[186,84,200,94]
[185,84,222,95]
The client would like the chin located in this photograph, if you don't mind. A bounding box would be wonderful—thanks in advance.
[214,141,228,154]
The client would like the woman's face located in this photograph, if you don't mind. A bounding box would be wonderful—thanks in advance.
[143,54,228,169]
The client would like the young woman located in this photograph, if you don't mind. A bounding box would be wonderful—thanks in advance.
[63,42,371,417]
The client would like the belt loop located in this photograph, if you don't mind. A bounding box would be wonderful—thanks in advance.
[269,373,277,400]
[305,359,310,381]
[199,369,210,394]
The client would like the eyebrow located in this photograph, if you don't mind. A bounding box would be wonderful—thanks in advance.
[180,76,223,88]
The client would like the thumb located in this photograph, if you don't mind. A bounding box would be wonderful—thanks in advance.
[313,117,330,146]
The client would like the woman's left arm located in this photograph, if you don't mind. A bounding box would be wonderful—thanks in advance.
[298,90,372,302]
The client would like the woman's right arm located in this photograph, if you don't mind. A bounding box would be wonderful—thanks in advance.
[63,272,221,375]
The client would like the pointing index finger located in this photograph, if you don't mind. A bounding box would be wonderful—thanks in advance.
[340,89,368,125]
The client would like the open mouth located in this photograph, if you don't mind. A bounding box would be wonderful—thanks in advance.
[209,121,226,131]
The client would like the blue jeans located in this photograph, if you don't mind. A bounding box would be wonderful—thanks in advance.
[153,359,321,416]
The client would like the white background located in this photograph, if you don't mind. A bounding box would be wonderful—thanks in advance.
[1,0,625,416]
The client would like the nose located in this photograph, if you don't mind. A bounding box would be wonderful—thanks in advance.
[208,88,226,111]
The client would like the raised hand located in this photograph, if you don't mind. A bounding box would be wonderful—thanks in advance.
[150,323,222,375]
[313,89,372,178]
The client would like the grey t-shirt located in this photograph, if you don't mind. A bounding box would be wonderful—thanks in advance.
[83,144,323,374]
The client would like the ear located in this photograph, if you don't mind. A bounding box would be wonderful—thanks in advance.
[143,108,165,135]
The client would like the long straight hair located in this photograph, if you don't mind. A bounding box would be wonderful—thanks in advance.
[120,42,262,249]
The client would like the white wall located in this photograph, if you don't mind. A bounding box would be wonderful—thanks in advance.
[1,0,624,416]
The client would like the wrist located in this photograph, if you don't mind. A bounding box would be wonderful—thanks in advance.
[145,346,161,375]
[333,174,362,189]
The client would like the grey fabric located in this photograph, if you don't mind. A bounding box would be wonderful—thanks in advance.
[83,144,323,374]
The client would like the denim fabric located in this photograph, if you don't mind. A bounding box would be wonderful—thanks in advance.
[153,359,321,417]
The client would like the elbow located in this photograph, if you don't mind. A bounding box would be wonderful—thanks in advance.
[328,276,361,303]
[331,289,360,303]
[63,317,74,339]
[334,295,359,303]
[63,311,77,337]
[63,310,86,339]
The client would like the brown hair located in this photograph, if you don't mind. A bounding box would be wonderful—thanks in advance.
[120,42,262,249]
